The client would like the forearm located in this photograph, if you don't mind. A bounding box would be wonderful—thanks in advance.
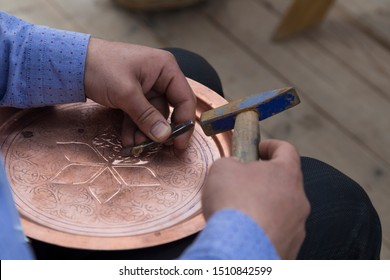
[179,209,280,260]
[0,11,89,108]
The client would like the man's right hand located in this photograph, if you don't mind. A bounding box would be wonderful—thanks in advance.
[201,140,310,259]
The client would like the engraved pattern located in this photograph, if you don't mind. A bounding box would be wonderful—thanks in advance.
[1,103,220,237]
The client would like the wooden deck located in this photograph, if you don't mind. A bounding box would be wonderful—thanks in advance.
[2,0,389,259]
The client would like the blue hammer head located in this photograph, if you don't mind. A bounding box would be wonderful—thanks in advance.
[200,87,300,136]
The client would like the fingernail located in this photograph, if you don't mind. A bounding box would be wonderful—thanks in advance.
[151,121,171,141]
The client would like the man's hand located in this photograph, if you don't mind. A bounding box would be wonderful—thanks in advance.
[84,38,196,150]
[202,140,310,259]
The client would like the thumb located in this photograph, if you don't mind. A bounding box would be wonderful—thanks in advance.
[120,84,171,143]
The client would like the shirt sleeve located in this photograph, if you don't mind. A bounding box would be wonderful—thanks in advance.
[179,209,280,260]
[0,159,34,260]
[0,11,90,108]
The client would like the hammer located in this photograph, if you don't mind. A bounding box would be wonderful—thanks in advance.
[200,87,300,162]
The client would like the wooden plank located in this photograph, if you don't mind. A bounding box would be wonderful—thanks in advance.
[48,0,163,46]
[268,0,390,101]
[2,0,80,32]
[113,0,206,11]
[201,0,390,258]
[218,0,390,165]
[312,9,390,101]
[132,6,287,99]
[272,0,335,41]
[381,242,390,261]
[337,0,390,48]
[0,0,39,13]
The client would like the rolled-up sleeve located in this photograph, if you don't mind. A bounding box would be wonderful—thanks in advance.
[0,11,90,108]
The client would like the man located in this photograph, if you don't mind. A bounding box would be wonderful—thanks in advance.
[0,11,380,260]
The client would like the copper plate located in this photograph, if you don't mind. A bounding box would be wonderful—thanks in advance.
[0,79,231,250]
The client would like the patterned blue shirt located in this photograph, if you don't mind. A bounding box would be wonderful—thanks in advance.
[0,11,279,260]
[0,11,87,107]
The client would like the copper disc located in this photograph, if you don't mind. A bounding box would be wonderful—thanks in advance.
[0,79,231,250]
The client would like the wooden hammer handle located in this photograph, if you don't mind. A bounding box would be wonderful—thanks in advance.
[232,111,260,162]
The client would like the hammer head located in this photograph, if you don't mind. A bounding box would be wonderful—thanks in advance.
[200,87,300,136]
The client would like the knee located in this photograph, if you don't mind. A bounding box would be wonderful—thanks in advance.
[301,156,381,228]
[299,157,382,259]
[163,48,224,96]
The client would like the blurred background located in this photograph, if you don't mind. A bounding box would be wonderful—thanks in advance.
[1,0,389,259]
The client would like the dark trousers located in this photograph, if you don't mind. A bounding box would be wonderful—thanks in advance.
[30,48,382,260]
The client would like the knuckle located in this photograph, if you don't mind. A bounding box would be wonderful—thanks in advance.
[210,158,228,170]
[155,49,177,66]
[191,90,197,104]
[285,142,300,159]
[136,106,158,125]
[162,50,176,63]
[281,159,302,179]
[210,157,237,173]
[279,143,302,175]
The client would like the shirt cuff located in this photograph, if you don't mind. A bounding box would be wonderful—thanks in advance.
[179,209,280,260]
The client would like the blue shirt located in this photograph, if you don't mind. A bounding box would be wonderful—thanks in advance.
[0,11,279,260]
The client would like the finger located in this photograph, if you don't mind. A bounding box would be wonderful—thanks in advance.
[148,89,193,150]
[259,139,300,163]
[146,91,170,121]
[121,82,171,143]
[134,92,169,145]
[168,85,196,150]
[152,56,197,149]
[121,115,137,147]
[122,91,170,146]
[134,129,148,145]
